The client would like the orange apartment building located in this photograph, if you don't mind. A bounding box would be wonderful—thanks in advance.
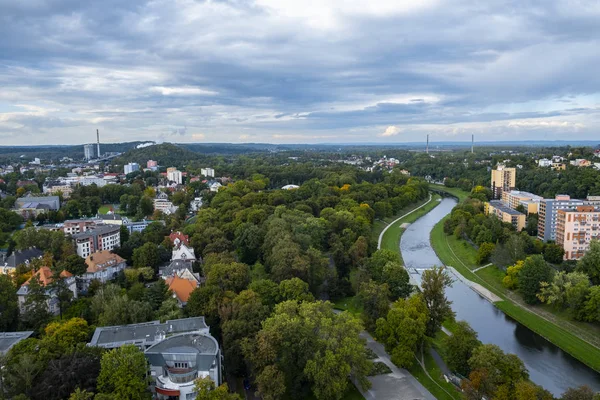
[556,206,600,260]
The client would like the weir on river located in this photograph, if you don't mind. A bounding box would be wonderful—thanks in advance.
[400,197,600,396]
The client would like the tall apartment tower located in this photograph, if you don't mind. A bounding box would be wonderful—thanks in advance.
[491,165,516,200]
[84,144,95,160]
[556,205,600,260]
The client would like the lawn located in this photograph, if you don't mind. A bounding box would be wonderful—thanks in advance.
[332,296,363,317]
[98,204,116,214]
[429,184,470,203]
[430,215,600,373]
[371,195,433,240]
[408,349,462,400]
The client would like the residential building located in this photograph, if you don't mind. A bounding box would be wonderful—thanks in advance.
[62,219,98,235]
[17,267,77,315]
[124,162,140,174]
[13,195,60,218]
[88,317,221,400]
[538,158,552,167]
[485,200,526,231]
[190,197,203,211]
[82,250,127,288]
[73,224,121,258]
[0,331,34,355]
[570,159,592,167]
[79,176,107,187]
[208,181,222,192]
[167,167,183,185]
[501,190,543,214]
[491,165,516,200]
[552,162,566,171]
[154,192,178,215]
[165,275,199,306]
[201,167,215,178]
[172,243,196,262]
[0,248,44,275]
[84,144,96,160]
[169,231,190,247]
[43,182,73,198]
[125,219,162,234]
[147,160,158,169]
[537,195,584,242]
[556,206,600,260]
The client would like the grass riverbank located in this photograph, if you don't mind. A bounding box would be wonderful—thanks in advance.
[430,212,600,373]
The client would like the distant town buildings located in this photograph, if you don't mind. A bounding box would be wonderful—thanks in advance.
[201,167,215,178]
[124,162,140,174]
[13,195,60,218]
[84,144,96,160]
[147,160,158,170]
[167,167,183,185]
[491,165,516,200]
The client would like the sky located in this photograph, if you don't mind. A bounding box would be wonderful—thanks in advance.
[1,0,600,145]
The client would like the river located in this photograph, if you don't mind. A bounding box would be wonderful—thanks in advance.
[400,197,600,396]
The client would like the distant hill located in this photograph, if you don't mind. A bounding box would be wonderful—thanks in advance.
[112,143,201,167]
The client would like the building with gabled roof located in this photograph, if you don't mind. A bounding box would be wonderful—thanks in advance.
[17,266,77,315]
[171,243,196,262]
[0,331,34,355]
[82,250,127,289]
[165,275,198,306]
[169,231,189,247]
[1,247,44,276]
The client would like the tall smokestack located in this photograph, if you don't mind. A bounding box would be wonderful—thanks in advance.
[426,134,429,154]
[471,134,474,154]
[96,129,100,158]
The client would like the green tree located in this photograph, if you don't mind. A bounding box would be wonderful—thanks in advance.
[468,344,528,392]
[544,242,565,264]
[132,242,160,270]
[537,271,590,311]
[43,318,90,349]
[0,274,19,331]
[443,321,480,376]
[234,222,264,265]
[60,254,88,276]
[139,196,154,216]
[519,255,553,304]
[364,249,400,282]
[421,266,454,336]
[503,260,524,289]
[577,240,600,285]
[97,344,150,400]
[580,286,600,323]
[243,301,371,399]
[560,385,598,400]
[69,388,94,400]
[358,280,390,331]
[194,376,242,400]
[476,242,495,265]
[22,275,51,331]
[382,262,412,300]
[206,262,250,293]
[375,294,428,368]
[278,278,314,303]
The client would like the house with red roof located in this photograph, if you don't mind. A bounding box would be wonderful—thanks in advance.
[17,266,78,315]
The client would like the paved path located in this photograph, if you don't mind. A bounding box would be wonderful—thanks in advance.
[447,266,502,303]
[472,263,492,273]
[378,194,433,249]
[356,331,436,400]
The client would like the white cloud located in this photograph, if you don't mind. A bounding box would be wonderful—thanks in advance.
[380,125,402,136]
[150,86,218,96]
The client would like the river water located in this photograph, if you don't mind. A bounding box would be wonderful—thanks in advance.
[400,197,600,396]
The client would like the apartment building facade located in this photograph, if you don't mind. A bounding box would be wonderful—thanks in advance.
[556,205,600,260]
[491,165,516,200]
[501,190,543,214]
[538,195,585,242]
[73,224,121,257]
[485,200,526,231]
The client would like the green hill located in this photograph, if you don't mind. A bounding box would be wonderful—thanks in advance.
[112,143,200,168]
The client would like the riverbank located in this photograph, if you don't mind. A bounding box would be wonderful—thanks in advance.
[429,194,600,373]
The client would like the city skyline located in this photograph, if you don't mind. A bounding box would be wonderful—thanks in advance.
[1,1,599,145]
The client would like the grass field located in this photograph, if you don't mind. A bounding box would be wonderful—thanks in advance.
[371,196,432,240]
[408,349,462,400]
[430,214,600,372]
[332,296,363,317]
[429,184,470,203]
[98,204,116,214]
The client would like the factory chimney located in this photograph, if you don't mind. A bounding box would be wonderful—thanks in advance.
[96,129,101,158]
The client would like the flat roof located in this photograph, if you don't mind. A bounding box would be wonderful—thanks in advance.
[0,331,34,354]
[72,224,120,238]
[507,190,543,200]
[489,200,525,216]
[89,317,209,348]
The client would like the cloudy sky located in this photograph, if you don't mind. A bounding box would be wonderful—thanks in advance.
[1,0,600,145]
